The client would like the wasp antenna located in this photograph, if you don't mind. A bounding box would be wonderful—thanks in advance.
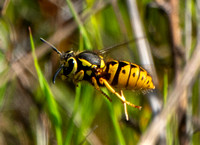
[40,38,62,55]
[52,64,64,84]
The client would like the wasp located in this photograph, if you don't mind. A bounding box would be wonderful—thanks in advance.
[40,38,155,120]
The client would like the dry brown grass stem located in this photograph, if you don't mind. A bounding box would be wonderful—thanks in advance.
[126,0,161,119]
[138,42,200,145]
[155,0,183,81]
[126,0,158,85]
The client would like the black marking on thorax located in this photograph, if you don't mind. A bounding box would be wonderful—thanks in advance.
[76,51,101,66]
[76,51,103,81]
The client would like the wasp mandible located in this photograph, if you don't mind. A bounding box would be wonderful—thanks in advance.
[40,38,155,120]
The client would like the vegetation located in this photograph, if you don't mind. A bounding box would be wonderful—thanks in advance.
[0,0,200,145]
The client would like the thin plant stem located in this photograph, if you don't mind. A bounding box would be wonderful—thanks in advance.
[65,0,92,50]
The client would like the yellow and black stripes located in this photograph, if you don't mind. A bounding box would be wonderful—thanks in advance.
[126,64,140,89]
[58,50,154,90]
[105,60,155,90]
[42,38,155,121]
[110,61,130,87]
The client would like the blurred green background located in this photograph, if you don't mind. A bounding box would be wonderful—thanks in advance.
[0,0,200,145]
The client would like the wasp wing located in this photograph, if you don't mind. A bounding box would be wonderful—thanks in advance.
[99,37,146,55]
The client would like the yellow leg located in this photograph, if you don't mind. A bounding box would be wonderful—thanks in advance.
[73,70,84,86]
[99,78,142,110]
[91,77,112,102]
[120,90,129,120]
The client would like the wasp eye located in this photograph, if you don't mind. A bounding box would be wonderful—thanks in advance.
[67,58,75,66]
[63,57,77,76]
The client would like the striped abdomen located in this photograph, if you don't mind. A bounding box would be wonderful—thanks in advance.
[105,60,155,90]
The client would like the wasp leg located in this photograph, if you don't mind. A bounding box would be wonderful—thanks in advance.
[91,77,112,102]
[73,70,84,86]
[99,78,142,110]
[120,90,129,120]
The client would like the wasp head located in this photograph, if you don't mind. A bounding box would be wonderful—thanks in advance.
[56,51,77,83]
[40,38,77,83]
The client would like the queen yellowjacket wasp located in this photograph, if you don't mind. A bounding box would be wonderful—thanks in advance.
[40,38,155,120]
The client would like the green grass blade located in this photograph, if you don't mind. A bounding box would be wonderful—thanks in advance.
[0,82,7,109]
[163,72,168,106]
[0,50,8,110]
[107,102,126,145]
[29,27,63,145]
[65,0,92,50]
[104,89,126,145]
[64,84,81,145]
